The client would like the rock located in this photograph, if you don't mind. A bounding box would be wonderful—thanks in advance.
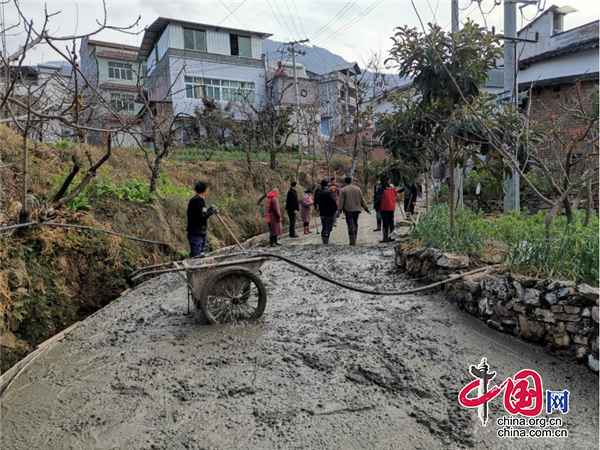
[436,253,469,269]
[405,257,422,275]
[557,287,575,298]
[519,316,546,342]
[420,247,439,260]
[513,282,526,301]
[563,306,582,315]
[545,292,558,305]
[420,260,433,277]
[513,303,524,313]
[553,313,581,322]
[513,274,541,288]
[535,308,556,323]
[592,337,599,354]
[481,275,509,299]
[552,322,570,349]
[501,319,517,328]
[504,299,516,311]
[0,330,17,348]
[588,354,599,372]
[523,289,542,306]
[462,279,480,294]
[406,247,422,256]
[573,334,589,346]
[566,322,582,334]
[592,306,599,323]
[395,227,411,238]
[479,298,493,316]
[582,307,592,318]
[550,305,563,313]
[576,346,588,360]
[578,284,599,302]
[487,320,504,331]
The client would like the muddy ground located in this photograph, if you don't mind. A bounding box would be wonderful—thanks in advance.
[1,213,598,450]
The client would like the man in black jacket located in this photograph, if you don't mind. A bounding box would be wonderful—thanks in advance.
[314,179,338,245]
[285,181,300,238]
[187,181,218,258]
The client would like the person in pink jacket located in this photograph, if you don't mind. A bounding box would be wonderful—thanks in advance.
[301,189,314,234]
[266,189,282,247]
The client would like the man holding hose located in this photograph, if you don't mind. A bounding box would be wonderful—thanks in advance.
[187,181,219,258]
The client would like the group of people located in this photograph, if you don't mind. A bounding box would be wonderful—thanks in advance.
[373,179,419,242]
[265,176,371,247]
[186,176,419,257]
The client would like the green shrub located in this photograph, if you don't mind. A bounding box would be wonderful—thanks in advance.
[411,205,599,284]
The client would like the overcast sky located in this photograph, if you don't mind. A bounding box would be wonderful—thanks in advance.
[3,0,599,66]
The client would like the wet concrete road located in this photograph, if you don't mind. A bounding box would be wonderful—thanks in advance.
[1,213,598,449]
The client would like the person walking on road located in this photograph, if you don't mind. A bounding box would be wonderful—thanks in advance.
[187,181,219,258]
[337,176,370,246]
[379,180,397,243]
[328,177,341,226]
[401,179,418,216]
[314,180,337,245]
[286,181,300,238]
[373,179,383,231]
[301,189,314,234]
[266,188,282,247]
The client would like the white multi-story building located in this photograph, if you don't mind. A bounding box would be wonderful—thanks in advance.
[137,17,272,140]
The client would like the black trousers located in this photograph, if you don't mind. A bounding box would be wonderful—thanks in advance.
[345,211,360,235]
[288,211,297,236]
[381,211,395,230]
[320,215,334,237]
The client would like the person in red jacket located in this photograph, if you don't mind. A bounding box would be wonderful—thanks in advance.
[379,180,397,243]
[266,189,282,247]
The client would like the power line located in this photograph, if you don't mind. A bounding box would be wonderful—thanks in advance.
[284,0,302,39]
[309,0,358,41]
[291,0,308,39]
[265,0,292,41]
[274,0,297,40]
[312,0,384,49]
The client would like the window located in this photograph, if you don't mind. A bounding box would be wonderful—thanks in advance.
[185,76,203,99]
[108,62,133,80]
[230,34,251,57]
[184,28,206,52]
[110,93,135,111]
[185,77,255,102]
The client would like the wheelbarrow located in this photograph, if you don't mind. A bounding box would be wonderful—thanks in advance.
[131,253,268,324]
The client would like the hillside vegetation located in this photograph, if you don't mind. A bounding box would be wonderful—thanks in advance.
[0,125,353,373]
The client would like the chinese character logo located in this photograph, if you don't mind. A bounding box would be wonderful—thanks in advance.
[458,358,552,425]
[547,390,569,414]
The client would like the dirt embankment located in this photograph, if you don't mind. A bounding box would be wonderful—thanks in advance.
[1,214,597,449]
[0,124,351,373]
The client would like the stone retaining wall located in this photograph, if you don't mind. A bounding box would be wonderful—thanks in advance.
[395,243,599,372]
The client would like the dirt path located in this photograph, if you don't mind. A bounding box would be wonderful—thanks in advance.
[1,211,598,450]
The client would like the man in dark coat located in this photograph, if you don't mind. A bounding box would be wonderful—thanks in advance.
[373,179,383,231]
[187,181,218,258]
[314,179,338,245]
[286,181,300,238]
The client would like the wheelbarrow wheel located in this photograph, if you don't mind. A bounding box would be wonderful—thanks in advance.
[199,266,267,324]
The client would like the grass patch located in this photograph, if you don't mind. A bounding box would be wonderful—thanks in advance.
[411,204,599,284]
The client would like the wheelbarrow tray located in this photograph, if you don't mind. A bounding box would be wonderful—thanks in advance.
[183,254,268,298]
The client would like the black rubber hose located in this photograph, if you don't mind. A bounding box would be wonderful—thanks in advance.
[252,251,498,296]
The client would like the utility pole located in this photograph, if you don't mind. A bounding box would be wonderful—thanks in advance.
[503,0,519,213]
[286,39,309,157]
[451,0,463,207]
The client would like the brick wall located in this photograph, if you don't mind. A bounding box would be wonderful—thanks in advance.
[527,79,598,164]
